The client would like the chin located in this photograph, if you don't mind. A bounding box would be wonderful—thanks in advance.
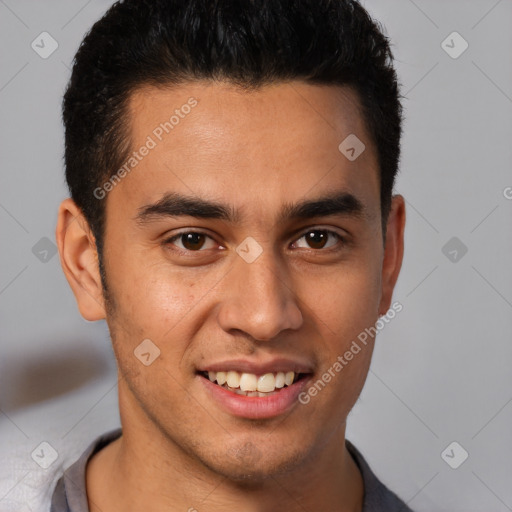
[198,441,308,483]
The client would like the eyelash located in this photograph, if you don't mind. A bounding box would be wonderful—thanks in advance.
[163,228,346,255]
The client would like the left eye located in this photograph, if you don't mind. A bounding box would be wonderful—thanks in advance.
[293,230,342,250]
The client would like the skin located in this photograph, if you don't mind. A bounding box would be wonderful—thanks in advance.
[56,80,405,512]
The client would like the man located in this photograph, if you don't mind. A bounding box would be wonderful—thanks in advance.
[52,0,410,510]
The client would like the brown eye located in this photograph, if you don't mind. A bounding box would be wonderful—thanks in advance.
[180,233,206,250]
[305,231,328,249]
[294,229,342,251]
[165,232,216,252]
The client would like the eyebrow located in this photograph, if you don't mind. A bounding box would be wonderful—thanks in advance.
[135,190,367,225]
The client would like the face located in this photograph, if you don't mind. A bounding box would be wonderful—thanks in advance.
[60,80,404,481]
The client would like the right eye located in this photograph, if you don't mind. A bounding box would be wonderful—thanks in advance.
[163,231,219,253]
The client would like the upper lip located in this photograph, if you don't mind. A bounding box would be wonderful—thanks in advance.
[197,358,314,375]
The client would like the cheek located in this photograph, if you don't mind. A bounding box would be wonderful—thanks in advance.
[298,253,382,413]
[303,259,382,340]
[115,253,201,314]
[106,267,203,409]
[105,258,201,352]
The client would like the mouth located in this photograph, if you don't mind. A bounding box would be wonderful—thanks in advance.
[199,370,308,397]
[197,359,314,419]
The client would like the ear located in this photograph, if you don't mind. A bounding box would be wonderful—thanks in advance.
[55,198,106,321]
[378,194,406,315]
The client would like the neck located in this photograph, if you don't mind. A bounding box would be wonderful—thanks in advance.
[86,393,364,512]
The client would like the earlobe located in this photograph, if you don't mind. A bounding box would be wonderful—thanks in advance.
[55,198,107,321]
[378,195,406,315]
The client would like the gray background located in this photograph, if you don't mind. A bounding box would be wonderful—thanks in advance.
[1,0,511,510]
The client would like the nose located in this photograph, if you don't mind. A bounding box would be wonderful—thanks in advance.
[216,249,303,341]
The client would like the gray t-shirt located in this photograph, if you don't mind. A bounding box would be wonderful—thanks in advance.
[50,428,413,511]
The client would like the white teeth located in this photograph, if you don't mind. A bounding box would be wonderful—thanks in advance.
[257,373,276,393]
[226,371,240,388]
[239,373,258,392]
[205,370,298,394]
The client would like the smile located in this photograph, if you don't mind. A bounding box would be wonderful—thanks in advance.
[202,370,303,396]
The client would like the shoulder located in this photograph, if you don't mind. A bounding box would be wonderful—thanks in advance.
[346,439,414,512]
[50,428,123,512]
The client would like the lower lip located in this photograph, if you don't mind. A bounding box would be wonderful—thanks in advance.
[199,374,311,419]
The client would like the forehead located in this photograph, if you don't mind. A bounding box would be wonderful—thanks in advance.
[109,81,380,223]
[128,80,370,154]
